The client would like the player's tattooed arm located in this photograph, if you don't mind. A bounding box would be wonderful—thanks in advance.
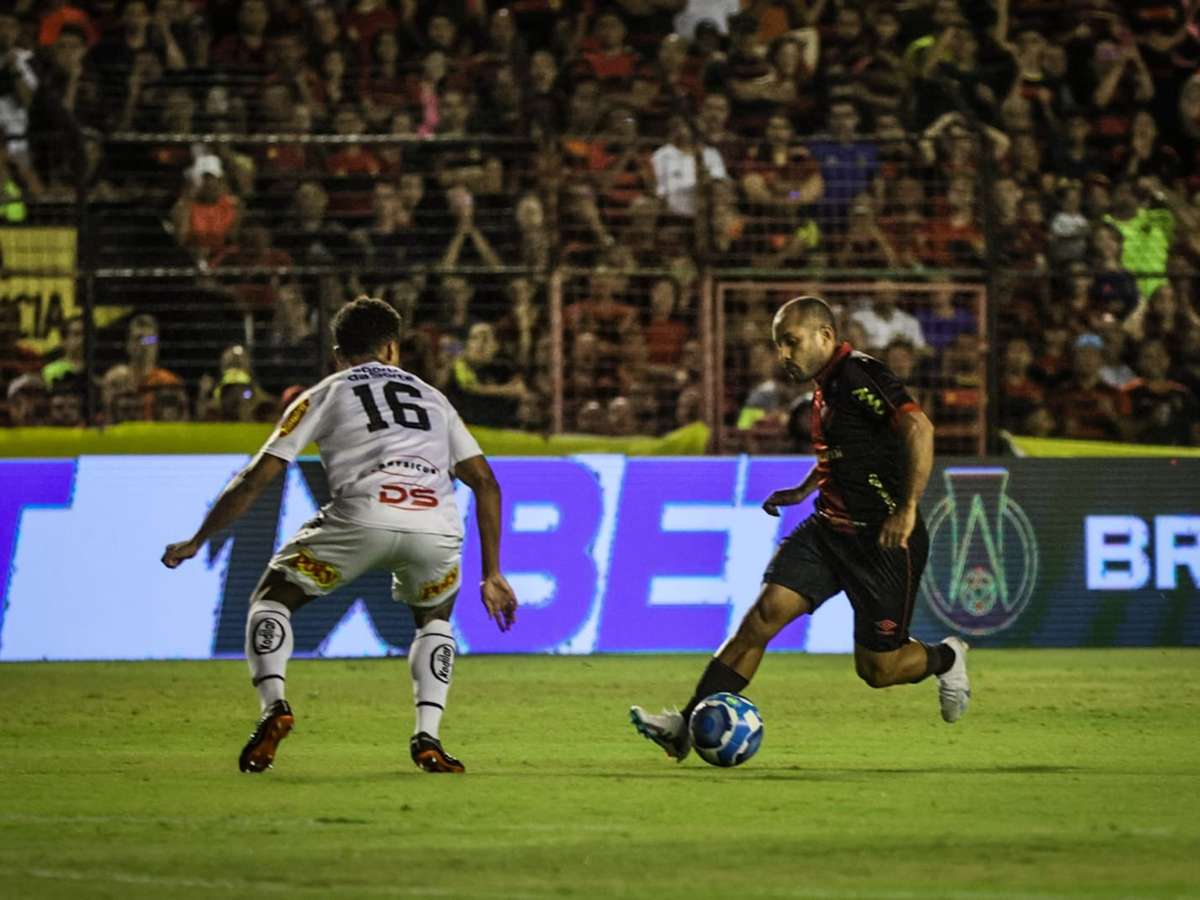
[453,454,518,632]
[879,409,934,549]
[161,453,288,568]
[762,464,823,517]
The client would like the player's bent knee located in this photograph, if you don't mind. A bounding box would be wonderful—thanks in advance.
[855,655,899,689]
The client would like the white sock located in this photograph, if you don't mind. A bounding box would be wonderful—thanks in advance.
[245,600,293,712]
[409,620,456,740]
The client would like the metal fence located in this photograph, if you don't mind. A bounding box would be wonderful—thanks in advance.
[5,128,1008,447]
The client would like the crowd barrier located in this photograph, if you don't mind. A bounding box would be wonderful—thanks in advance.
[0,455,1195,661]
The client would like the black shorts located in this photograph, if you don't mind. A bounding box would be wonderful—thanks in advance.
[763,513,929,652]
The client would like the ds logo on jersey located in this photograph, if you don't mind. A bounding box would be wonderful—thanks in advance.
[921,467,1038,636]
[378,482,440,510]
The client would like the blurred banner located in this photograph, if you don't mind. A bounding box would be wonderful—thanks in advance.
[0,456,1195,661]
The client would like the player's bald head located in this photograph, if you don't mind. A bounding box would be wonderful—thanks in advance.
[773,295,837,340]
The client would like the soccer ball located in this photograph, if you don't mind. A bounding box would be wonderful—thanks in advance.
[688,692,764,767]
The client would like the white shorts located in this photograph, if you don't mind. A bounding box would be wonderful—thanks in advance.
[268,511,463,608]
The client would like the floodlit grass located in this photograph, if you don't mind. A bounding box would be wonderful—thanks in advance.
[1,650,1197,898]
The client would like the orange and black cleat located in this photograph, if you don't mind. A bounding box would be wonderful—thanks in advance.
[410,732,465,773]
[238,700,294,773]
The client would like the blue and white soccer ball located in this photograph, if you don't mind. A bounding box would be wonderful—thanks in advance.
[688,692,764,767]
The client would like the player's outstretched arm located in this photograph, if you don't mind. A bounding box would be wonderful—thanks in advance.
[879,409,934,549]
[161,453,288,569]
[762,464,822,517]
[453,454,518,632]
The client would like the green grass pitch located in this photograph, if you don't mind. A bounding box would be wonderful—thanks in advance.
[1,650,1197,899]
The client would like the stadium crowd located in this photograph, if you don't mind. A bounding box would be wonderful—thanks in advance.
[1,0,1199,447]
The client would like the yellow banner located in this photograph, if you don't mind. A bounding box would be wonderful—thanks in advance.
[0,421,712,458]
[0,227,127,354]
[1008,435,1200,458]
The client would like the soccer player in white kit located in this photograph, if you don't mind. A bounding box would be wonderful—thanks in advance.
[162,298,518,774]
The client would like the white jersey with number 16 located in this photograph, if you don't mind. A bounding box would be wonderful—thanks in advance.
[257,363,482,537]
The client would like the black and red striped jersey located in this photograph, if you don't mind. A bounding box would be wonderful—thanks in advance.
[810,342,922,532]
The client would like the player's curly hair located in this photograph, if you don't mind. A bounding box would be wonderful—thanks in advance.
[332,296,402,358]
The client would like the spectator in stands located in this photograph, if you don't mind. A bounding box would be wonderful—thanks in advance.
[1123,339,1199,445]
[278,178,355,265]
[1048,179,1090,265]
[213,221,294,313]
[917,287,975,352]
[560,179,616,266]
[849,290,928,356]
[1050,332,1132,440]
[196,343,268,423]
[1052,113,1101,180]
[324,105,382,221]
[578,10,638,91]
[440,186,502,269]
[447,321,528,429]
[741,111,823,220]
[42,314,84,390]
[212,0,270,76]
[114,314,183,414]
[493,277,541,378]
[0,6,43,195]
[1125,280,1200,349]
[588,106,655,213]
[1089,32,1154,151]
[651,113,727,219]
[998,337,1044,433]
[1105,177,1185,298]
[100,364,142,424]
[256,282,319,396]
[1097,321,1136,389]
[1090,224,1139,321]
[704,12,774,134]
[695,91,737,161]
[170,154,241,264]
[917,175,985,268]
[644,277,688,371]
[807,100,879,232]
[5,371,46,426]
[526,49,564,138]
[607,395,638,437]
[576,398,605,433]
[564,265,637,345]
[834,194,896,268]
[631,33,702,139]
[48,382,84,427]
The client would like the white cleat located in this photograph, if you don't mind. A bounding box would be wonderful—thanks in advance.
[937,636,971,723]
[630,706,691,761]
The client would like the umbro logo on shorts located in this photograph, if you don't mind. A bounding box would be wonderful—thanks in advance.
[875,619,898,635]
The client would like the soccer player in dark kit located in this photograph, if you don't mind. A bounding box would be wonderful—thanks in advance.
[631,296,970,761]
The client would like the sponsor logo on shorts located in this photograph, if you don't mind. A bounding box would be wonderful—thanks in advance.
[286,547,341,590]
[419,565,460,603]
[875,618,898,635]
[922,468,1038,636]
[253,617,286,654]
[278,398,310,436]
[429,643,454,683]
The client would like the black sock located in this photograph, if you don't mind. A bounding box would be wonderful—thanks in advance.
[917,641,956,681]
[682,658,749,721]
